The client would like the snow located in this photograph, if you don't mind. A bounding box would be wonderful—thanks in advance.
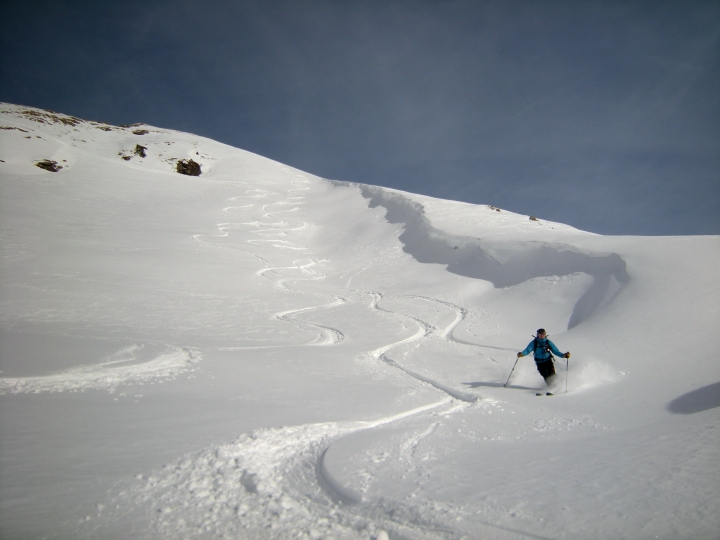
[1,103,718,540]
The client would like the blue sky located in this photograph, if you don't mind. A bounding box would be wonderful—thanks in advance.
[1,0,718,235]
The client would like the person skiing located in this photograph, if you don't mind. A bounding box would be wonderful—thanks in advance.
[517,329,570,391]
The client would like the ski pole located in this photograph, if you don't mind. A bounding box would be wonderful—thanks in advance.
[505,356,520,387]
[565,357,569,393]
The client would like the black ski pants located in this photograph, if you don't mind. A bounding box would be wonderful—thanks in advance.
[536,359,556,382]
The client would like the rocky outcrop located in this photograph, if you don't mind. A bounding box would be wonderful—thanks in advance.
[176,159,201,176]
[34,159,62,172]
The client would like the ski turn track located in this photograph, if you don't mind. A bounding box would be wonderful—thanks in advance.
[255,256,346,346]
[89,398,500,540]
[0,345,200,395]
[361,292,480,403]
[192,179,346,348]
[80,176,514,539]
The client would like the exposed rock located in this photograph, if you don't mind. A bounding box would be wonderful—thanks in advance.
[132,129,149,135]
[121,156,132,161]
[176,159,201,176]
[20,109,82,127]
[35,160,62,172]
[529,216,539,221]
[134,144,147,158]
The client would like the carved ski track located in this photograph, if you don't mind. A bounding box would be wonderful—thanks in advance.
[97,175,504,537]
[190,180,347,347]
[107,398,465,540]
[254,255,346,346]
[358,291,480,403]
[395,294,467,340]
[105,179,472,536]
[246,181,348,345]
[386,295,515,352]
[0,345,200,395]
[0,118,474,533]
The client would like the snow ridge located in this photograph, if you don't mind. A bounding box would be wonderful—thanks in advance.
[333,181,630,328]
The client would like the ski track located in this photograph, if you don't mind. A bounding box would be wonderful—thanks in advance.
[93,397,492,540]
[1,120,517,537]
[79,177,502,538]
[358,291,481,403]
[0,118,209,395]
[254,255,346,346]
[0,345,200,395]
[192,179,346,347]
[4,106,686,540]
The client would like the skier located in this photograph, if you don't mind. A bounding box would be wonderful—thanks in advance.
[517,329,570,392]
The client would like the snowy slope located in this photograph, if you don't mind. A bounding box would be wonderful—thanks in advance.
[0,103,718,540]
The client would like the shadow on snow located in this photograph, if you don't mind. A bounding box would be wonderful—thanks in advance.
[667,382,720,414]
[333,181,629,329]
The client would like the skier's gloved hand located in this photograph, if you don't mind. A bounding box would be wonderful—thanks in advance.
[517,353,523,358]
[564,352,571,358]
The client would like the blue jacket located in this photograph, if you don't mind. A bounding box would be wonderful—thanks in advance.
[521,337,565,364]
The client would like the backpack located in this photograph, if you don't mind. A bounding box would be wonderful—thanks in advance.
[533,337,554,360]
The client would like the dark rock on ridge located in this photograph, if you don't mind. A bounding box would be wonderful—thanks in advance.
[176,159,201,176]
[35,159,62,172]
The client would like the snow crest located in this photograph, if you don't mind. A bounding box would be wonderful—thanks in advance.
[333,181,629,328]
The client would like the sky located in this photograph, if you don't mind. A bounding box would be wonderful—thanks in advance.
[1,0,718,235]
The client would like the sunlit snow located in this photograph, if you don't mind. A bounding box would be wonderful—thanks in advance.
[1,103,718,539]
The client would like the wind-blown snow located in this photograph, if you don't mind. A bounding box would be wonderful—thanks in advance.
[1,103,718,539]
